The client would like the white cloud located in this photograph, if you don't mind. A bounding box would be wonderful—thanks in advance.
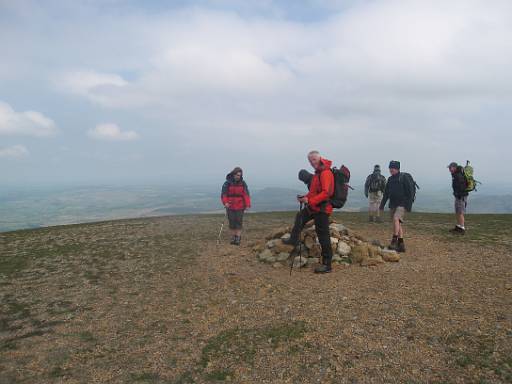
[56,2,512,120]
[0,145,29,158]
[88,123,138,141]
[0,101,57,136]
[2,0,512,184]
[58,70,128,105]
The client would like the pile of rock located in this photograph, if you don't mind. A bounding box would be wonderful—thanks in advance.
[254,220,400,269]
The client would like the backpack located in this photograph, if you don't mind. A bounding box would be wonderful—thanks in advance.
[330,165,352,209]
[463,161,479,192]
[369,174,385,193]
[398,172,419,212]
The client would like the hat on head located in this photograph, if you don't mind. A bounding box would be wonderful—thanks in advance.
[447,162,458,168]
[389,160,400,170]
[298,169,313,185]
[374,164,381,171]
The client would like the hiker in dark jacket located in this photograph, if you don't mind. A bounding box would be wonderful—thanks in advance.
[448,162,468,234]
[221,167,251,245]
[365,165,386,223]
[379,161,412,252]
[283,151,334,274]
[298,169,313,189]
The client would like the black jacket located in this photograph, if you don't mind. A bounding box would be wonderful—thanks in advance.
[452,167,468,199]
[379,173,412,211]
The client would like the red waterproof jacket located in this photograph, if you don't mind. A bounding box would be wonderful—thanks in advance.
[306,158,334,214]
[221,175,251,211]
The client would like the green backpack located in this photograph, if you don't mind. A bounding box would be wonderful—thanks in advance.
[463,161,480,192]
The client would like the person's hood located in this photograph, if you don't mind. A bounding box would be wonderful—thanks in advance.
[226,170,243,182]
[315,157,332,173]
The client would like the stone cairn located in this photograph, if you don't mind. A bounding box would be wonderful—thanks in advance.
[254,220,400,268]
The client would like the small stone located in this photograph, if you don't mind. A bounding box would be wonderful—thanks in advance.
[273,240,295,254]
[337,242,351,256]
[258,249,274,262]
[266,239,278,248]
[265,226,291,240]
[368,246,381,259]
[351,244,369,264]
[309,244,321,258]
[361,255,384,267]
[252,244,265,253]
[371,239,383,248]
[306,257,318,265]
[292,256,307,268]
[380,249,400,262]
[330,237,339,245]
[304,235,315,249]
[272,262,283,268]
[281,233,291,241]
[330,223,348,234]
[276,252,290,261]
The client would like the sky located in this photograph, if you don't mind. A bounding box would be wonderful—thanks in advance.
[0,0,511,189]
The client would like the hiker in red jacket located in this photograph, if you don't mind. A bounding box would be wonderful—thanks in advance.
[283,151,334,273]
[221,167,251,245]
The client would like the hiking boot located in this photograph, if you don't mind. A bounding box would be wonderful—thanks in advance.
[233,236,241,246]
[449,226,465,235]
[388,236,398,250]
[396,239,406,253]
[314,264,332,274]
[230,236,236,245]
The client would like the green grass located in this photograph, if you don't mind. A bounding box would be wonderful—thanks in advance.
[205,369,232,381]
[77,331,96,343]
[200,321,306,370]
[0,242,87,278]
[0,255,29,278]
[49,366,67,378]
[130,372,161,383]
[444,330,512,381]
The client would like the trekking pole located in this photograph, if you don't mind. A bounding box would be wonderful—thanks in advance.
[290,201,304,275]
[217,210,227,245]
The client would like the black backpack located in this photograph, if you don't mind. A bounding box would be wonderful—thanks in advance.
[330,165,352,209]
[399,172,419,212]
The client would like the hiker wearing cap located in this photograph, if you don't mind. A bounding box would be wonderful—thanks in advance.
[379,161,418,253]
[365,165,387,223]
[283,151,334,274]
[221,167,251,245]
[448,162,468,235]
[298,169,314,189]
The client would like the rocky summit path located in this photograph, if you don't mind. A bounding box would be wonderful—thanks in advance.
[0,212,511,383]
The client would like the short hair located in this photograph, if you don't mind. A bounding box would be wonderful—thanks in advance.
[308,150,320,156]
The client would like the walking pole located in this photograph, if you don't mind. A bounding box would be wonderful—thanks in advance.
[290,201,304,275]
[217,210,227,245]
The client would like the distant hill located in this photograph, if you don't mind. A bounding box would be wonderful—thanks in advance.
[0,185,510,232]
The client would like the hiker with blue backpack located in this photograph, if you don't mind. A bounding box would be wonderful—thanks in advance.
[379,161,418,253]
[448,161,478,235]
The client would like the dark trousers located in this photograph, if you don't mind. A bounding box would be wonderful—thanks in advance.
[289,208,332,266]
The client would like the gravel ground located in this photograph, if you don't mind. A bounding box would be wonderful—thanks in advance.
[0,212,511,383]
